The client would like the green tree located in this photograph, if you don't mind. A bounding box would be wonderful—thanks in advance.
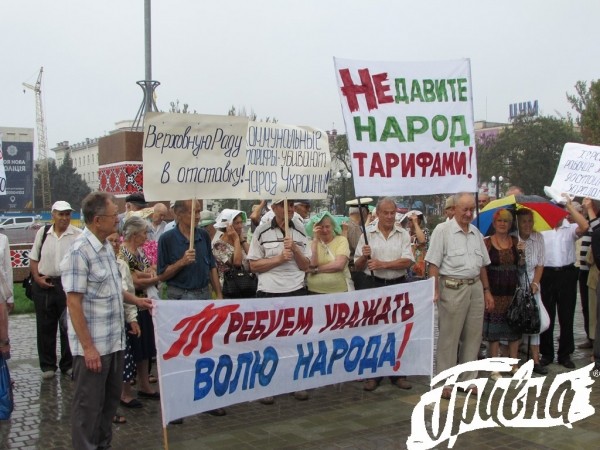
[33,159,57,211]
[567,80,600,145]
[477,116,581,196]
[50,152,91,211]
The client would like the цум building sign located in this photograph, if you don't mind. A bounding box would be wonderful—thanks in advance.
[509,100,539,120]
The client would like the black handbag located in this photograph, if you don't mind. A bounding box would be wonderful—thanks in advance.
[222,265,258,299]
[506,270,540,334]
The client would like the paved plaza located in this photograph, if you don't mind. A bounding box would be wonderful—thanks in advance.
[1,312,599,449]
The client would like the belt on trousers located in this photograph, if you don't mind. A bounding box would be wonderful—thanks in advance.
[546,264,575,271]
[372,275,406,285]
[440,275,480,285]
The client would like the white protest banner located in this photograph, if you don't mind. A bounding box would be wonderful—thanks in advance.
[549,142,600,200]
[142,112,249,201]
[142,113,331,201]
[153,279,434,425]
[245,121,330,199]
[0,133,6,196]
[334,58,477,196]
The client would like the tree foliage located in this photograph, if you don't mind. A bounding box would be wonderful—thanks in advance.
[477,116,581,196]
[168,99,196,114]
[34,153,91,211]
[567,80,600,145]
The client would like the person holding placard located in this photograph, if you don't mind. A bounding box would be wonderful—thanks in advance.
[247,198,311,402]
[157,200,223,302]
[354,197,414,391]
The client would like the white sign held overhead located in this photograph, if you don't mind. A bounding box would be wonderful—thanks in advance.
[550,142,600,201]
[142,113,331,201]
[334,57,477,196]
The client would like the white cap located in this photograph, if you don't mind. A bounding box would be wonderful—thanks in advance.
[51,201,73,211]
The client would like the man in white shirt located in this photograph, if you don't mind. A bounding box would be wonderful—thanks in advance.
[29,201,82,379]
[540,198,588,369]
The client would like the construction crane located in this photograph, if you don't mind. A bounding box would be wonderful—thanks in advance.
[23,67,51,210]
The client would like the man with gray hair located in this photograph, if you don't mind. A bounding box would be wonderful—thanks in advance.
[354,197,414,391]
[60,191,153,449]
[426,192,495,399]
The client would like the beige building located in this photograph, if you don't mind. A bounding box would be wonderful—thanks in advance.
[52,120,133,191]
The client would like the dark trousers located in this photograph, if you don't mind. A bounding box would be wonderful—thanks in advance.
[579,269,591,339]
[71,351,124,450]
[256,287,307,298]
[593,285,600,365]
[354,274,406,383]
[540,265,579,362]
[32,280,72,373]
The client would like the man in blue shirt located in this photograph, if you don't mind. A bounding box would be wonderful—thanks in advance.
[158,200,222,301]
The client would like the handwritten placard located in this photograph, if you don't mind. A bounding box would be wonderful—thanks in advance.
[142,113,331,201]
[550,142,600,200]
[334,57,477,196]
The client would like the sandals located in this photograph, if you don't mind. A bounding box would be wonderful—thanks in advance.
[441,386,453,400]
[458,384,478,396]
[112,415,127,424]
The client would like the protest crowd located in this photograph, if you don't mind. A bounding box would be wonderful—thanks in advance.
[1,186,600,449]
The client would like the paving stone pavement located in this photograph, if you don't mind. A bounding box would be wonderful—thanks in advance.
[1,311,599,449]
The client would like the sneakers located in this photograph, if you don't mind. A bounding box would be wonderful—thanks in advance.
[293,390,309,401]
[42,370,55,380]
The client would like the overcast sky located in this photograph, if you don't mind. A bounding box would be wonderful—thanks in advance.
[2,0,599,153]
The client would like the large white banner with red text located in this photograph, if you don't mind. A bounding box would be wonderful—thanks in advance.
[334,57,477,196]
[153,279,434,425]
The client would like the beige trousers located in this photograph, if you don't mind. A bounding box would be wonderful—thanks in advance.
[436,280,484,383]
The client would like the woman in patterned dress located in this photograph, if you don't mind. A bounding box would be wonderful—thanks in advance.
[119,217,161,401]
[483,209,525,376]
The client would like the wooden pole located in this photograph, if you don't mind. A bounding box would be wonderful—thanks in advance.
[189,198,196,250]
[163,426,169,450]
[284,199,289,238]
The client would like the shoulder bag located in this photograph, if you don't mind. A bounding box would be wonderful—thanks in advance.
[23,224,52,300]
[222,265,258,299]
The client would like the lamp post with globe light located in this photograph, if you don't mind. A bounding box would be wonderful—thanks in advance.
[491,175,504,199]
[334,169,352,213]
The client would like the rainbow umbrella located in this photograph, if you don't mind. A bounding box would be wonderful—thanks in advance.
[474,194,569,235]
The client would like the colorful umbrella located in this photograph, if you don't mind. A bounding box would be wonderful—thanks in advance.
[474,194,569,235]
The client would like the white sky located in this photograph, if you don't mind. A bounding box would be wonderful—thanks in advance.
[2,0,599,152]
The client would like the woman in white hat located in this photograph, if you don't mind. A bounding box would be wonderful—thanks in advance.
[212,209,251,297]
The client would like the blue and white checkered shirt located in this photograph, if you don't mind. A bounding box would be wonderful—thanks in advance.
[60,228,125,356]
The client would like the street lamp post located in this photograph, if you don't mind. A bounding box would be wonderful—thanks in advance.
[334,169,352,213]
[491,175,504,199]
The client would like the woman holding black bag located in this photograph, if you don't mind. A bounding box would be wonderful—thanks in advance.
[213,209,257,298]
[483,209,525,379]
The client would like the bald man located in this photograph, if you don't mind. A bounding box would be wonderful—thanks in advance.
[149,203,169,242]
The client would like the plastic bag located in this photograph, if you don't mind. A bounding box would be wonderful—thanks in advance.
[0,355,14,420]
